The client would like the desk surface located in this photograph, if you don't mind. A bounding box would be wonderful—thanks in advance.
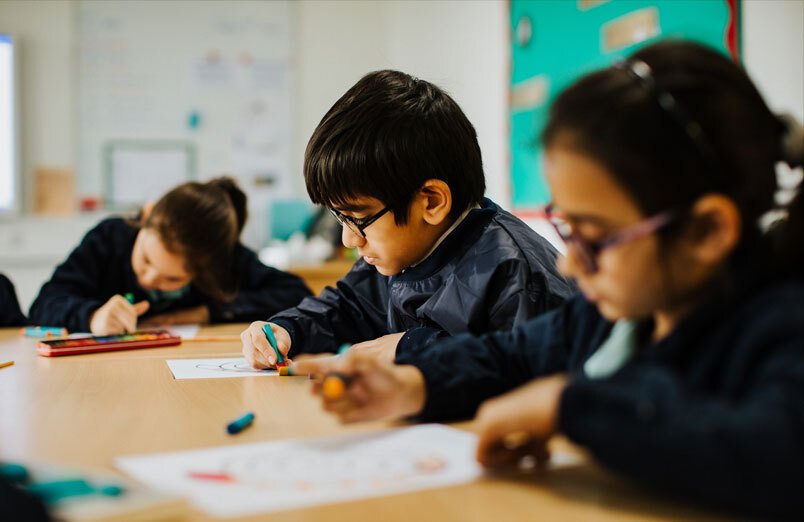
[0,326,735,521]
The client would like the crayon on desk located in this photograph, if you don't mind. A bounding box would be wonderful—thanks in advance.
[188,471,236,483]
[226,412,255,435]
[261,324,286,366]
[21,326,68,338]
[0,361,14,370]
[322,372,353,400]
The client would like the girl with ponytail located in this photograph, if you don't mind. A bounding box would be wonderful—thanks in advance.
[30,177,311,334]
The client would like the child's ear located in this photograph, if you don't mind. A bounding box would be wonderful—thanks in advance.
[685,194,741,264]
[418,179,452,226]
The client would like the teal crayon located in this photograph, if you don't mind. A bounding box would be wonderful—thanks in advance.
[124,292,135,304]
[261,324,285,364]
[21,326,68,338]
[226,412,255,435]
[27,478,124,504]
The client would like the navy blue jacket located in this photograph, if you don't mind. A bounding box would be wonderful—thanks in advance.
[400,275,804,520]
[271,199,573,357]
[0,273,26,326]
[29,218,312,331]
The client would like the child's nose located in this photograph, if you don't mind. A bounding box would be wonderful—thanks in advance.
[140,267,159,288]
[341,226,366,248]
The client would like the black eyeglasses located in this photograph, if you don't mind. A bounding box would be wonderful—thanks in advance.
[615,59,725,186]
[329,205,392,238]
[541,204,676,274]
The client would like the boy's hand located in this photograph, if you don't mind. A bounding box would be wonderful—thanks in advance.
[139,305,210,327]
[291,350,426,423]
[89,295,150,335]
[474,374,568,469]
[349,332,405,363]
[241,321,291,369]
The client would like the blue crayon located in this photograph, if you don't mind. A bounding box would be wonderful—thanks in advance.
[226,412,255,435]
[261,324,285,364]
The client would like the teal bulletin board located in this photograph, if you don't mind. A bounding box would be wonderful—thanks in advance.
[509,0,740,211]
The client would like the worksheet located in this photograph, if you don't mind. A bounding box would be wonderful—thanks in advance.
[116,425,482,517]
[166,358,277,380]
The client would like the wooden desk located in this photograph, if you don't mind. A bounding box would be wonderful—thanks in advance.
[0,327,735,521]
[288,259,355,295]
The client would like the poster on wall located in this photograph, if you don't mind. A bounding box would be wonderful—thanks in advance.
[509,0,739,213]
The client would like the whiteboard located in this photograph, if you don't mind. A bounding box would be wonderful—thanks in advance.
[76,0,294,247]
[0,33,18,213]
[105,142,194,208]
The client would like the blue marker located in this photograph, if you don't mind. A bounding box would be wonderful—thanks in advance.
[226,412,255,435]
[261,324,285,364]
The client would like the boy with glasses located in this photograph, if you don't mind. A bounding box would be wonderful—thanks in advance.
[241,70,572,368]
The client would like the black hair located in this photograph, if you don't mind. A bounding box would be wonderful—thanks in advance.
[143,176,247,300]
[542,39,803,273]
[304,70,486,225]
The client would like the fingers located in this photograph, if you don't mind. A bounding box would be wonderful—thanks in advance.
[91,295,138,334]
[241,322,273,369]
[290,354,338,378]
[133,300,150,316]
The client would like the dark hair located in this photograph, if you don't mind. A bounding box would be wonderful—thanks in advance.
[304,70,485,225]
[542,39,802,271]
[143,176,247,300]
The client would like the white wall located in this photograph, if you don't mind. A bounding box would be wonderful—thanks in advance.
[743,0,804,122]
[0,0,75,211]
[385,0,509,204]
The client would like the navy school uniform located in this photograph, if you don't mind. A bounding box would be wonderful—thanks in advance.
[28,218,312,332]
[398,272,804,520]
[270,198,574,357]
[0,273,26,326]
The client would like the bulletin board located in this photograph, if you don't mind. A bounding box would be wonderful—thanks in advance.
[509,0,740,211]
[76,0,295,246]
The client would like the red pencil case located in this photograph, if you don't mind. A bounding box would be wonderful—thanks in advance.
[37,330,181,357]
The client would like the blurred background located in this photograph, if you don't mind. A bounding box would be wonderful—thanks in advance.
[0,0,802,309]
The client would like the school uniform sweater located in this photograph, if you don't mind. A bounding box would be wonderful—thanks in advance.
[0,273,26,326]
[270,198,573,357]
[399,273,804,520]
[28,218,312,331]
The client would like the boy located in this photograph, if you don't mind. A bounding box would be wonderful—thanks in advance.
[242,70,572,368]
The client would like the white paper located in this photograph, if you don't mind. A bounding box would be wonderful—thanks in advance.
[166,358,277,380]
[116,425,482,518]
[165,324,200,339]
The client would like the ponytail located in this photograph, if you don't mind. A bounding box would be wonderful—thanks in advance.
[206,176,248,236]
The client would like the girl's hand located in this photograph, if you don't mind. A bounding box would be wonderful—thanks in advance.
[89,295,150,335]
[349,332,405,363]
[474,374,569,469]
[138,305,209,327]
[291,350,426,423]
[240,321,291,369]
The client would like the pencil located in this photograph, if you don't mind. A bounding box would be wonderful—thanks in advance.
[0,361,14,370]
